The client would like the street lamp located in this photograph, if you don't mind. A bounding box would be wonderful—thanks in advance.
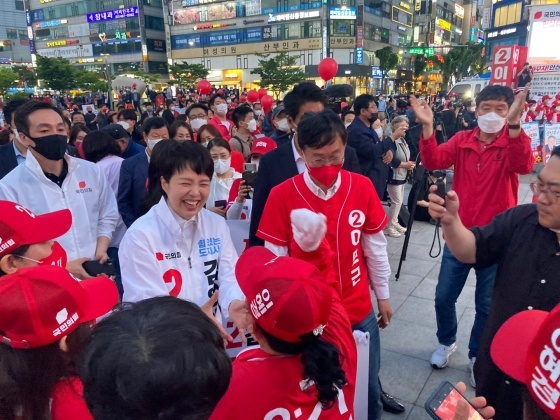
[100,53,112,110]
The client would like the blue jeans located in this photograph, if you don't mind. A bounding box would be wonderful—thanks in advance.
[352,310,382,420]
[107,247,123,300]
[435,244,497,359]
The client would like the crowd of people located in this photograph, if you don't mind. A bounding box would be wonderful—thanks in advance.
[0,79,558,420]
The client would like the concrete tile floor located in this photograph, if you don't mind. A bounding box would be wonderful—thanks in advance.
[377,173,537,419]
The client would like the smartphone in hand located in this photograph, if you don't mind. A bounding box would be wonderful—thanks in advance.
[425,381,483,420]
[242,163,257,187]
[82,260,116,277]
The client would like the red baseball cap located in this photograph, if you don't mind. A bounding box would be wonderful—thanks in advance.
[0,201,72,258]
[250,136,277,157]
[0,265,118,349]
[543,95,552,100]
[491,304,560,418]
[235,247,332,343]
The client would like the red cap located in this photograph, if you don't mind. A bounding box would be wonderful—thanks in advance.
[491,304,560,418]
[250,137,277,157]
[235,247,332,343]
[0,266,118,349]
[448,92,456,97]
[543,95,551,100]
[0,201,72,258]
[553,100,560,108]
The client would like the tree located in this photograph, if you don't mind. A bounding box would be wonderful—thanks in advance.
[0,66,18,96]
[413,54,427,78]
[434,49,461,90]
[36,55,77,92]
[435,44,485,90]
[12,65,37,88]
[75,70,107,92]
[131,69,161,86]
[250,52,306,99]
[168,63,209,86]
[375,47,399,93]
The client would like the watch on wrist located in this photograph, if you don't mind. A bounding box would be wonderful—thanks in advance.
[507,122,521,129]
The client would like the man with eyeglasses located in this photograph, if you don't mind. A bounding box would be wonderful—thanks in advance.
[258,109,392,420]
[186,103,210,141]
[427,145,560,420]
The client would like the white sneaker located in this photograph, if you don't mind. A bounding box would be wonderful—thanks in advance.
[469,357,476,388]
[384,226,402,238]
[431,343,457,368]
[394,223,407,234]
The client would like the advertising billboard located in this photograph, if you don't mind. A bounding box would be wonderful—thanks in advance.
[527,5,560,66]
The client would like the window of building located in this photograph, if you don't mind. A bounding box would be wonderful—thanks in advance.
[143,0,163,7]
[6,29,18,40]
[330,19,355,36]
[145,15,165,31]
[147,61,168,73]
[92,38,142,55]
[493,2,522,27]
[15,0,24,11]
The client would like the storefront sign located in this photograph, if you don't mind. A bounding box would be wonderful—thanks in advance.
[87,7,138,23]
[194,22,236,30]
[489,45,527,87]
[455,4,464,19]
[399,1,411,10]
[268,10,320,23]
[356,46,363,64]
[37,44,93,58]
[391,6,412,27]
[372,66,383,78]
[329,7,357,19]
[487,27,517,38]
[482,8,491,30]
[35,19,67,28]
[329,36,356,48]
[409,47,435,56]
[46,39,79,47]
[436,18,451,31]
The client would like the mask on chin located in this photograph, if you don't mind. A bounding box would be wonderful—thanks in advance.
[17,241,67,268]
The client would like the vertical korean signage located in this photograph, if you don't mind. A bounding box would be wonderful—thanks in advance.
[490,45,528,87]
[356,0,364,64]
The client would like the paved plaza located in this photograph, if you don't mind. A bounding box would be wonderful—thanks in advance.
[377,173,537,419]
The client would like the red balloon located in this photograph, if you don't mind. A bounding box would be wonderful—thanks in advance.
[247,89,259,103]
[240,95,247,103]
[318,58,338,82]
[258,88,268,99]
[261,95,274,112]
[196,80,212,95]
[217,89,224,95]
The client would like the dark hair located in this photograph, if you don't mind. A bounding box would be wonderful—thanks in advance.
[83,131,122,163]
[341,110,355,119]
[71,111,84,122]
[169,120,193,140]
[142,116,168,136]
[144,140,214,210]
[80,296,232,420]
[231,105,253,128]
[207,137,231,153]
[119,109,138,122]
[297,109,347,149]
[14,101,65,135]
[4,98,30,127]
[0,128,10,146]
[475,85,515,107]
[259,327,346,409]
[552,146,560,159]
[353,94,375,116]
[197,124,221,142]
[522,388,551,420]
[283,82,328,121]
[208,94,225,108]
[161,109,175,126]
[175,114,188,124]
[0,323,91,420]
[186,103,209,117]
[0,245,30,277]
[108,111,118,124]
[69,124,90,146]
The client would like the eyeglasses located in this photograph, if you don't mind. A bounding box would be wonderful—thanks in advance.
[189,114,207,120]
[308,155,344,167]
[530,182,560,204]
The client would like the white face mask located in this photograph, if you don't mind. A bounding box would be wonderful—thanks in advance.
[201,141,209,148]
[477,112,506,134]
[215,103,228,115]
[147,139,163,151]
[374,128,384,138]
[530,106,536,112]
[247,119,257,132]
[250,157,260,171]
[214,158,231,175]
[469,107,476,112]
[226,99,232,104]
[276,119,290,132]
[190,118,206,131]
[345,122,351,129]
[556,107,560,112]
[11,129,27,147]
[254,110,263,117]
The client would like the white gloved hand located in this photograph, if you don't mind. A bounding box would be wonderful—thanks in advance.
[290,209,327,252]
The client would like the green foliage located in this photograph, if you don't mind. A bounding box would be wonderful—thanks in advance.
[250,52,306,99]
[413,55,427,78]
[168,63,209,86]
[12,65,37,87]
[375,46,399,93]
[4,91,30,102]
[75,70,107,92]
[131,69,161,85]
[0,66,18,96]
[435,44,485,90]
[36,55,77,92]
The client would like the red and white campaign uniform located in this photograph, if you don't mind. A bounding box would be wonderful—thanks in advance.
[257,170,389,325]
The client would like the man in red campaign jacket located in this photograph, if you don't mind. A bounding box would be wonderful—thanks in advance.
[211,245,357,420]
[411,84,533,387]
[257,109,391,420]
[208,94,233,140]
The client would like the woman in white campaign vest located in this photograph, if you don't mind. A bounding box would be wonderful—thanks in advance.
[118,140,246,335]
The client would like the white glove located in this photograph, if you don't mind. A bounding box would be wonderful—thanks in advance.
[290,209,327,252]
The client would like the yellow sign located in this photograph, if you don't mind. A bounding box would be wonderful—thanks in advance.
[415,0,421,11]
[399,1,411,10]
[46,40,67,47]
[436,18,451,31]
[329,37,356,48]
[455,4,464,19]
[172,38,322,60]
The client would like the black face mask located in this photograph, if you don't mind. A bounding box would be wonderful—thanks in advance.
[368,112,379,124]
[27,134,67,161]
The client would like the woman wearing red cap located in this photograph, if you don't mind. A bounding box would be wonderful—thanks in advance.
[0,265,118,420]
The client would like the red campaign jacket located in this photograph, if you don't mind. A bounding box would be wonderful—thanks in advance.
[208,116,233,140]
[419,126,533,229]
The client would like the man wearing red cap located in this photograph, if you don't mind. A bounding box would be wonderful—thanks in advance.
[427,145,560,419]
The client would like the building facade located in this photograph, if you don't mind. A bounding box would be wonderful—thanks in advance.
[26,0,167,76]
[0,0,31,64]
[166,0,415,93]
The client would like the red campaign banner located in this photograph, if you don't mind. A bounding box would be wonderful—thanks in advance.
[490,45,528,88]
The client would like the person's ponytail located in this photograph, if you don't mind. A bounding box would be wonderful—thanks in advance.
[300,333,347,409]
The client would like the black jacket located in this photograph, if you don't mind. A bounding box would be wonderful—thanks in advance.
[249,141,361,246]
[118,152,149,227]
[0,142,18,180]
